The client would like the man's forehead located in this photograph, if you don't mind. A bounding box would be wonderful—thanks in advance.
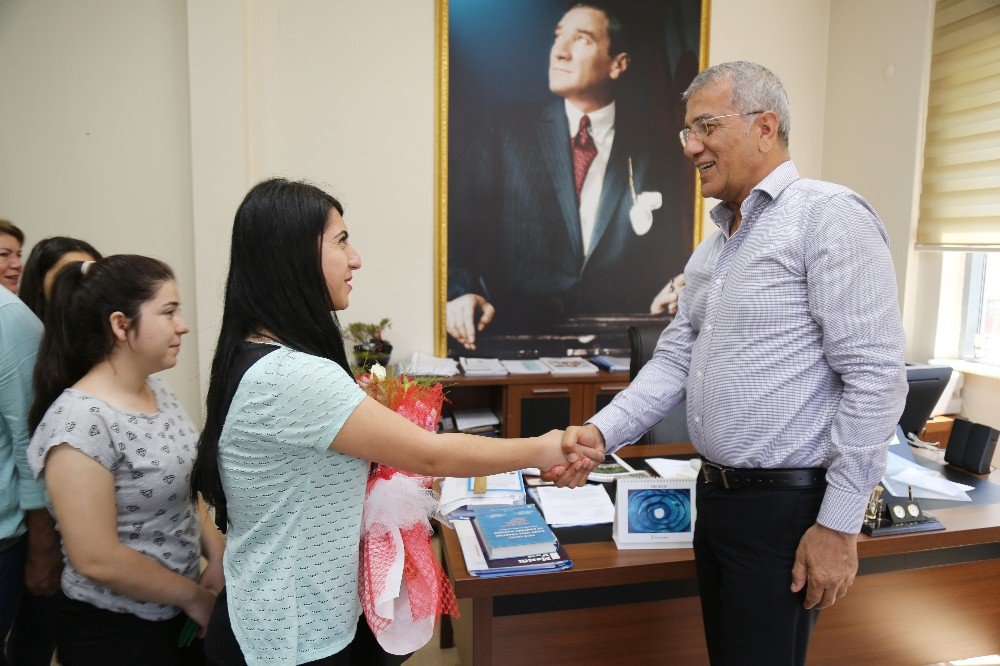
[684,82,733,122]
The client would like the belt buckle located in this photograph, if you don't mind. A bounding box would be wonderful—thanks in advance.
[702,461,731,490]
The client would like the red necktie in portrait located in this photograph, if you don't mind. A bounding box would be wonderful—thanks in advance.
[572,115,597,200]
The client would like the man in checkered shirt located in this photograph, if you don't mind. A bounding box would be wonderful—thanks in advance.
[547,61,906,665]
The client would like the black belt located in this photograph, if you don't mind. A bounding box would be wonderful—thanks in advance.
[699,460,826,490]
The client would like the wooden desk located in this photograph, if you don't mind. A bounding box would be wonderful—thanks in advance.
[440,444,1000,665]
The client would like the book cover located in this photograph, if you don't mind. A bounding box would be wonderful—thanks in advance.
[589,355,630,372]
[500,359,550,375]
[472,504,558,559]
[539,357,599,375]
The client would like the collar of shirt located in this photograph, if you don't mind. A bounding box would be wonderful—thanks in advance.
[564,99,615,147]
[709,160,800,238]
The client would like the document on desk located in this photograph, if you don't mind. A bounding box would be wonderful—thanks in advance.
[535,484,615,527]
[882,452,974,502]
[646,458,700,480]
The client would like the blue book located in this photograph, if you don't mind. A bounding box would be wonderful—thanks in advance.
[472,504,558,559]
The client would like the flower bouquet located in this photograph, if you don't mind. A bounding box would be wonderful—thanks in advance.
[356,363,458,655]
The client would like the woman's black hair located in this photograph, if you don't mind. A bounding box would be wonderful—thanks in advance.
[192,178,351,531]
[20,236,103,321]
[29,255,175,431]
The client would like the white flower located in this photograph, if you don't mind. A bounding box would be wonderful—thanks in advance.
[371,362,387,381]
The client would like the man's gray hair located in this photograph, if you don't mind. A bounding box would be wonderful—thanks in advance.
[682,61,791,147]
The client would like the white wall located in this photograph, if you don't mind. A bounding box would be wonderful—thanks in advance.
[5,0,996,430]
[0,0,202,419]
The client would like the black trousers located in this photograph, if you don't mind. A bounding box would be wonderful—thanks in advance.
[694,477,825,666]
[55,593,205,666]
[204,587,409,666]
[6,590,58,666]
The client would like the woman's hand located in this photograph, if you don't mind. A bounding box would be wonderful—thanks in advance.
[183,584,219,637]
[536,429,601,485]
[199,556,225,595]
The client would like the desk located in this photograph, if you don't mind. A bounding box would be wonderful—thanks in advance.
[439,444,1000,665]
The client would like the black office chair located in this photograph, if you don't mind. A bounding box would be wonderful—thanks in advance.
[628,324,690,444]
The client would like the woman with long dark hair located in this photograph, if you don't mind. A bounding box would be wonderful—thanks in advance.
[8,238,101,666]
[193,178,599,665]
[28,255,225,666]
[19,236,102,321]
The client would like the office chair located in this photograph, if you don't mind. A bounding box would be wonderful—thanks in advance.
[628,324,690,444]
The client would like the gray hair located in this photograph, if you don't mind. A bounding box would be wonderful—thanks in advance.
[682,61,791,147]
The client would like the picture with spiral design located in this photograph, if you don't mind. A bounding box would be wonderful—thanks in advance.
[627,488,691,534]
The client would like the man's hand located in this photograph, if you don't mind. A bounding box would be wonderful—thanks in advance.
[446,294,496,350]
[649,273,686,315]
[540,425,606,488]
[535,429,603,488]
[790,523,858,609]
[23,509,63,596]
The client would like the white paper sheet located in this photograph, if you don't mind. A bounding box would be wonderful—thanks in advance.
[646,458,700,480]
[535,484,615,527]
[881,452,973,502]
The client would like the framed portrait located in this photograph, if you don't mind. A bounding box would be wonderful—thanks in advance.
[436,0,710,358]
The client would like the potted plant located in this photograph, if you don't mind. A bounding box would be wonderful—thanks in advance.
[345,318,393,371]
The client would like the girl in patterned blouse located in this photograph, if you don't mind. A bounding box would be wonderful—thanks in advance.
[28,255,226,666]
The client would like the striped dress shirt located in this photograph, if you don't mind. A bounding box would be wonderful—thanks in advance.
[590,161,907,533]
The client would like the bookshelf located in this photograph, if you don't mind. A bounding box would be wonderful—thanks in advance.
[442,372,630,438]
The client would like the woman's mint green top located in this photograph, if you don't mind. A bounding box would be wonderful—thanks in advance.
[219,347,367,665]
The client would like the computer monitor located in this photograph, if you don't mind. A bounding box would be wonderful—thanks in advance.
[898,365,953,439]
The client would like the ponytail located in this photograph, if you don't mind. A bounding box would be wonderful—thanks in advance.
[29,255,174,431]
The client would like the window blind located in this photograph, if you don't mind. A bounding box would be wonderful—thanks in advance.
[916,0,1000,249]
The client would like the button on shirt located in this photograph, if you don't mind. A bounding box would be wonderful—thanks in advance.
[590,161,906,533]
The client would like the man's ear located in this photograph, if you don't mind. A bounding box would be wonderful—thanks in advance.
[609,52,630,80]
[756,110,781,153]
[109,311,130,343]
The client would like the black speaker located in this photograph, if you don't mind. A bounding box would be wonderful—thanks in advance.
[945,418,998,475]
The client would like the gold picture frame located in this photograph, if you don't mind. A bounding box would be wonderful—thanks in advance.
[436,0,711,357]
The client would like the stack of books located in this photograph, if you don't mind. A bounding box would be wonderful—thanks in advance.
[539,357,599,375]
[459,357,508,376]
[455,504,572,577]
[437,471,525,520]
[499,359,550,375]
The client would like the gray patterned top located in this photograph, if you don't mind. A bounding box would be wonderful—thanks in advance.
[29,376,201,620]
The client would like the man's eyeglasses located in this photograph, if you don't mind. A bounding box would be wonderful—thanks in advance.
[679,111,764,148]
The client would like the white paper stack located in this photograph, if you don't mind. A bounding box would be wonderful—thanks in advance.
[882,452,974,501]
[402,352,459,377]
[452,408,500,432]
[533,484,615,527]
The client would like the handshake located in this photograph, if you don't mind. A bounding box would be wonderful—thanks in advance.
[536,424,608,488]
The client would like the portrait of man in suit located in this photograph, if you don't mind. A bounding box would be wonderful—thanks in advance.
[445,0,702,357]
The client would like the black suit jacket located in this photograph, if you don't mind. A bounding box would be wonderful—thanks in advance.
[449,101,690,332]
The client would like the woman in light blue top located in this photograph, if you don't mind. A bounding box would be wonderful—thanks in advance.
[192,178,601,666]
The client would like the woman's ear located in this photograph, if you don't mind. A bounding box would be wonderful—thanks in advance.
[109,311,131,343]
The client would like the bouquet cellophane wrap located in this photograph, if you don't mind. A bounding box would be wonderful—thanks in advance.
[357,373,458,655]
